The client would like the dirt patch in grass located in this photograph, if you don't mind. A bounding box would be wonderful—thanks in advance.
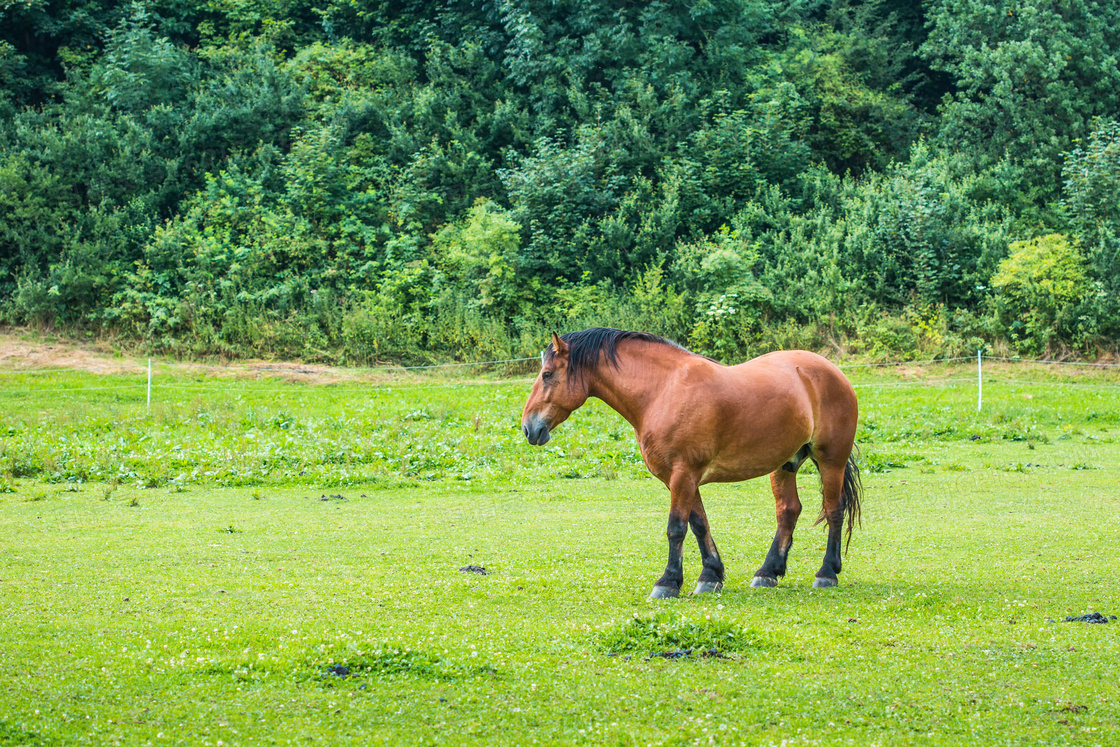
[0,331,141,375]
[0,330,360,381]
[0,329,529,386]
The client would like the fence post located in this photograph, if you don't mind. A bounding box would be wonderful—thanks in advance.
[977,349,982,413]
[147,358,152,415]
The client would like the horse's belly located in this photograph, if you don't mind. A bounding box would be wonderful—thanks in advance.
[699,458,779,485]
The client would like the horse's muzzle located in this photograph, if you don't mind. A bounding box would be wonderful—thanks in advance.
[523,418,550,446]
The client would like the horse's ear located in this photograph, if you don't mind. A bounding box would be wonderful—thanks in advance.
[551,331,568,358]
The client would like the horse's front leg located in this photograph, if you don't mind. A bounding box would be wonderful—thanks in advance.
[648,470,699,600]
[752,469,802,587]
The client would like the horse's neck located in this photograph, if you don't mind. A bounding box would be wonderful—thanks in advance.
[587,344,684,430]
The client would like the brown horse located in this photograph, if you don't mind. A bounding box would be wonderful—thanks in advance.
[521,327,862,600]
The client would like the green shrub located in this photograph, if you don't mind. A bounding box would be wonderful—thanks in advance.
[431,199,526,319]
[990,234,1090,354]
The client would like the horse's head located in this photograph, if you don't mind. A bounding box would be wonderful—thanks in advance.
[521,332,589,446]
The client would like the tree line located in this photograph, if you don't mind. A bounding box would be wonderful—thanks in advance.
[2,0,1119,363]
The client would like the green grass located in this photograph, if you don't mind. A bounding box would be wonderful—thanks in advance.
[1,361,1119,744]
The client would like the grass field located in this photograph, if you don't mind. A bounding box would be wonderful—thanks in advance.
[2,357,1119,745]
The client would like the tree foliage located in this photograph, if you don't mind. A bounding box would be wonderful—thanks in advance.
[3,0,1120,360]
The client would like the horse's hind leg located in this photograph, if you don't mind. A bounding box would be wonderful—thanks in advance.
[751,469,802,588]
[812,459,847,589]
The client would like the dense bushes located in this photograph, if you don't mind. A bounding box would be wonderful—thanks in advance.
[3,1,1120,362]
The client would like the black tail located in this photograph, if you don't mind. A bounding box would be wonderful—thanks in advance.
[841,449,863,553]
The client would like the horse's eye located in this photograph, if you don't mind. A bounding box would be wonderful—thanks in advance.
[542,370,554,381]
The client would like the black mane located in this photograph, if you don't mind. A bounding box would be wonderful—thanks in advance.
[545,327,694,382]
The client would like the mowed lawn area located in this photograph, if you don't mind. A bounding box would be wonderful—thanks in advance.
[1,360,1118,745]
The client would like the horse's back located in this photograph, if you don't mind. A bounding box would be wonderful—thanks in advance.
[732,349,853,402]
[736,349,845,378]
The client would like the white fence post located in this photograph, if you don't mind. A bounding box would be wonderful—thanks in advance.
[977,349,982,413]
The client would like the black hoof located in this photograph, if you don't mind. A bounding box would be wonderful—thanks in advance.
[692,581,723,595]
[647,585,680,600]
[750,576,778,588]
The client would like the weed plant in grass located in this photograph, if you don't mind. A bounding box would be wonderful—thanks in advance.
[596,612,763,657]
[1,361,1119,744]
